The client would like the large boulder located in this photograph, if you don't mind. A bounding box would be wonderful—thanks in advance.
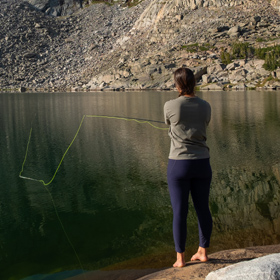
[207,63,225,75]
[193,66,207,80]
[202,74,211,84]
[206,253,280,280]
[229,69,247,83]
[228,25,241,37]
[275,69,280,79]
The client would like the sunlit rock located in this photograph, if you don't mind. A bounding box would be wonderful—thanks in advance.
[206,254,280,280]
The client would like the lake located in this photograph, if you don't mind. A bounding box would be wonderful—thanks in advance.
[1,90,280,280]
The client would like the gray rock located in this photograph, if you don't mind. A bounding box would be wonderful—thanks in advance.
[202,74,211,84]
[193,66,207,80]
[228,25,241,34]
[246,72,259,81]
[24,53,38,59]
[271,0,280,12]
[18,86,27,92]
[164,63,176,69]
[209,75,219,83]
[256,67,270,77]
[275,69,280,80]
[27,0,79,16]
[254,16,261,24]
[207,63,225,75]
[245,82,257,89]
[208,53,218,59]
[233,83,246,90]
[101,74,115,83]
[206,253,280,280]
[229,69,247,83]
[272,81,280,88]
[217,26,230,32]
[229,31,240,38]
[226,62,238,71]
[201,83,224,91]
[229,74,245,83]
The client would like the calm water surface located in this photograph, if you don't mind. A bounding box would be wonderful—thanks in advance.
[1,91,280,280]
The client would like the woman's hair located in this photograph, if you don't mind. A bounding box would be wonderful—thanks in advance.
[174,68,196,96]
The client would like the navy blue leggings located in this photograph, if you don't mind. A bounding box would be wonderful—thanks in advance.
[167,158,212,253]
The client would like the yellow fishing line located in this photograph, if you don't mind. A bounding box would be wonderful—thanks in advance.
[86,115,169,130]
[19,114,168,278]
[20,117,87,278]
[45,186,86,276]
[19,127,33,179]
[20,114,168,184]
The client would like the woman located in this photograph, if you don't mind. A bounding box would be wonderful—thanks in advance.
[164,68,212,268]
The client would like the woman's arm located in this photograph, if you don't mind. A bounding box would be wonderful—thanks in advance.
[164,102,171,125]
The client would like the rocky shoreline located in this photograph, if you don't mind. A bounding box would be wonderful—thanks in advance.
[137,244,280,280]
[138,244,280,280]
[64,244,280,280]
[1,0,280,92]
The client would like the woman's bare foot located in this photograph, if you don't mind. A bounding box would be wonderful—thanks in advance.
[173,252,186,267]
[191,247,209,262]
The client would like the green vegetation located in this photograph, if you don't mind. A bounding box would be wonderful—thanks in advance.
[90,0,114,6]
[232,42,254,59]
[255,45,280,71]
[220,42,254,64]
[199,45,211,51]
[182,43,198,52]
[220,42,280,71]
[256,75,275,87]
[256,37,267,42]
[220,50,232,65]
[181,43,212,53]
[127,0,142,7]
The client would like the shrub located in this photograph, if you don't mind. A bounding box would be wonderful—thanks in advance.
[219,43,280,71]
[255,45,280,71]
[221,51,232,64]
[256,37,266,42]
[182,43,212,53]
[231,42,254,59]
[263,52,280,71]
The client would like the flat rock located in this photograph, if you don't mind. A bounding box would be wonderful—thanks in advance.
[205,253,280,280]
[137,244,280,280]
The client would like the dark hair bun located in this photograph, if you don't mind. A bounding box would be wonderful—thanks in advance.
[174,68,196,96]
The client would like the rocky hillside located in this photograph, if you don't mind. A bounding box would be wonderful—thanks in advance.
[1,0,280,91]
[0,0,151,90]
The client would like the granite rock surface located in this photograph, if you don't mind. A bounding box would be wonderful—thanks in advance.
[205,253,280,280]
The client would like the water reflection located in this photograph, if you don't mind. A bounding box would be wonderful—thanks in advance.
[0,91,280,280]
[201,91,280,251]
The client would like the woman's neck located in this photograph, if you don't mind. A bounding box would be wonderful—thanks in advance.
[182,93,195,97]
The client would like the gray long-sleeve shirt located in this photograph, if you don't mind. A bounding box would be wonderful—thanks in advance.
[164,95,211,160]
